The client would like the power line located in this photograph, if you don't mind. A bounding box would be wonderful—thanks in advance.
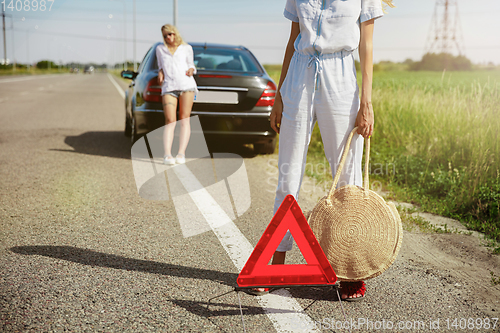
[8,27,500,52]
[13,16,125,23]
[11,28,156,44]
[425,0,465,56]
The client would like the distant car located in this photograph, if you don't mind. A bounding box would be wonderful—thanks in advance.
[121,42,277,154]
[84,65,94,74]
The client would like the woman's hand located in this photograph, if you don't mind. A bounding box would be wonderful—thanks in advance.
[157,69,164,85]
[355,101,374,138]
[357,18,375,139]
[186,68,194,77]
[269,21,299,135]
[270,99,283,134]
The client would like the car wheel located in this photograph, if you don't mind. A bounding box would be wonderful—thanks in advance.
[124,116,132,137]
[254,138,276,155]
[130,115,140,144]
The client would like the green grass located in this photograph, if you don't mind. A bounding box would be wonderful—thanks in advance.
[0,68,72,75]
[491,271,500,285]
[264,65,281,85]
[264,65,500,246]
[109,69,131,84]
[369,70,500,244]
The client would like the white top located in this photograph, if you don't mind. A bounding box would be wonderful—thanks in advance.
[284,0,384,56]
[156,43,198,94]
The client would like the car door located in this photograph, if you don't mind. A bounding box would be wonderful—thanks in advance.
[127,45,156,119]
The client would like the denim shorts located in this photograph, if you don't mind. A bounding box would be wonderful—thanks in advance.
[163,89,195,98]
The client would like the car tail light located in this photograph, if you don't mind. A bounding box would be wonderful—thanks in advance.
[255,81,276,107]
[143,78,162,103]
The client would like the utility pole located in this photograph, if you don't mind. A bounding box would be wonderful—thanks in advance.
[425,0,465,56]
[110,0,127,70]
[10,16,14,71]
[133,0,136,71]
[173,0,178,27]
[26,29,30,70]
[123,1,126,70]
[48,39,51,70]
[2,7,6,65]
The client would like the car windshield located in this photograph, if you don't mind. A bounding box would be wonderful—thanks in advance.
[150,45,263,74]
[193,47,262,73]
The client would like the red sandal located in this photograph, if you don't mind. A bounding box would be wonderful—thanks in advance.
[243,288,271,296]
[340,281,366,301]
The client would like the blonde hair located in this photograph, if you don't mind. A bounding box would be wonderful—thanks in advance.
[382,0,395,11]
[161,24,186,47]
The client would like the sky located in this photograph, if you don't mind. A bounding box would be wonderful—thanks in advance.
[1,0,499,66]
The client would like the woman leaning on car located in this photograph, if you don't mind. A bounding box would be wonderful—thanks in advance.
[156,24,198,165]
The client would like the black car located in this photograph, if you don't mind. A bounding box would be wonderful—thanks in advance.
[121,42,277,154]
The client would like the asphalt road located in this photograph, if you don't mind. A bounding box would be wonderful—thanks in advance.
[0,73,495,332]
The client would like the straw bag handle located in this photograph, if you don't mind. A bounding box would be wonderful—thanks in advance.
[327,127,370,200]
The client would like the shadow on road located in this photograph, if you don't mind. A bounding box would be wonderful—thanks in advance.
[49,131,259,160]
[9,245,341,328]
[10,245,237,287]
[206,141,257,158]
[171,298,266,318]
[169,290,334,324]
[50,131,131,159]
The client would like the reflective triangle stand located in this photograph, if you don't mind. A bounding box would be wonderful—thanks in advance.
[206,196,353,332]
[207,283,351,333]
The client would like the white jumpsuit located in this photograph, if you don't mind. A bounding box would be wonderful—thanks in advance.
[275,0,384,251]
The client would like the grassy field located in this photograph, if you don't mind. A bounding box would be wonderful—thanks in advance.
[264,65,500,245]
[0,68,72,75]
[370,70,500,244]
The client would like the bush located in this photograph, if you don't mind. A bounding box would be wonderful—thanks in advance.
[36,60,57,69]
[410,53,472,71]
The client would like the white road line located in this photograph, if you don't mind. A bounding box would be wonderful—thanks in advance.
[107,73,125,99]
[171,164,320,333]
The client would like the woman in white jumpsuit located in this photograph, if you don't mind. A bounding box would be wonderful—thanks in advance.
[262,0,394,300]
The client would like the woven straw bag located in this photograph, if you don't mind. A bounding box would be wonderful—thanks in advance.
[308,127,403,282]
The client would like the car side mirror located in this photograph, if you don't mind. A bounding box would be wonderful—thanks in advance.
[121,70,138,80]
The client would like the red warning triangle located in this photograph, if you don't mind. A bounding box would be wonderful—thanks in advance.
[237,195,337,287]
